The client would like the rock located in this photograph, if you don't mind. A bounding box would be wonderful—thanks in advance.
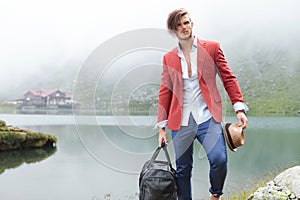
[247,166,300,200]
[247,194,254,200]
[0,120,6,126]
[104,193,111,200]
[274,166,300,198]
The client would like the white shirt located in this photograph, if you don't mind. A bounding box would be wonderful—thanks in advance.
[178,38,211,126]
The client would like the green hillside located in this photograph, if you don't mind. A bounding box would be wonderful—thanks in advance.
[3,38,299,117]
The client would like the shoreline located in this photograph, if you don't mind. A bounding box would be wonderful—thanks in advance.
[0,114,299,127]
[0,120,57,151]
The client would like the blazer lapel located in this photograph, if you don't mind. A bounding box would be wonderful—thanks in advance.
[197,39,208,79]
[166,48,183,104]
[169,48,182,74]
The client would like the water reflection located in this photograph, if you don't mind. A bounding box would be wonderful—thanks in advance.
[0,146,57,175]
[0,115,299,199]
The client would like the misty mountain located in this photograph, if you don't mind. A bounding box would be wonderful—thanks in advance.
[3,34,300,116]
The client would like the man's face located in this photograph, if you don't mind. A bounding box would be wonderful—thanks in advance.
[175,14,193,40]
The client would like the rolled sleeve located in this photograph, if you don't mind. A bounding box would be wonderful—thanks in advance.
[154,120,168,129]
[233,102,249,113]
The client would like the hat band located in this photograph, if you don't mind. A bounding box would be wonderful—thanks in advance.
[225,123,236,149]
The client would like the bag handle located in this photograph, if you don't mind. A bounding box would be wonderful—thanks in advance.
[149,141,173,168]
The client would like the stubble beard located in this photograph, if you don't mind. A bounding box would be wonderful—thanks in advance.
[177,31,193,41]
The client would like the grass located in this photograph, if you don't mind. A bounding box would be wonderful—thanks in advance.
[226,180,268,200]
[225,166,289,200]
[0,120,57,151]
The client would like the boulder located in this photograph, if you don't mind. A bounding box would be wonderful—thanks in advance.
[247,166,300,200]
[274,166,300,198]
[0,120,6,126]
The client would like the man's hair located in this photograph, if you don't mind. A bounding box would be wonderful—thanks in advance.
[166,8,191,33]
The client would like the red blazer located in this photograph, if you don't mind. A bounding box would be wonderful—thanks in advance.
[157,38,244,130]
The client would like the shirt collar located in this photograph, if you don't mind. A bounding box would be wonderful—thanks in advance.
[177,36,198,58]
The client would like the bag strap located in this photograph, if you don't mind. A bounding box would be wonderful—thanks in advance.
[149,142,173,168]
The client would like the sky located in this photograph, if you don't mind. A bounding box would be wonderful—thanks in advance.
[0,0,299,101]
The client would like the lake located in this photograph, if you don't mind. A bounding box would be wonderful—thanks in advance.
[0,114,299,200]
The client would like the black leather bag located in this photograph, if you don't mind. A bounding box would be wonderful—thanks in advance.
[139,144,177,200]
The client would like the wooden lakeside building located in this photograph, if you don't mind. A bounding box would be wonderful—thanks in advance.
[17,89,79,109]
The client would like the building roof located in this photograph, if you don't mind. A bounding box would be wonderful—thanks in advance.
[28,89,65,97]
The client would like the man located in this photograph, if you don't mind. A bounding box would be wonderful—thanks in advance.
[156,8,248,200]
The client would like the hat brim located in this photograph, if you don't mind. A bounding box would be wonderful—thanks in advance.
[222,122,245,152]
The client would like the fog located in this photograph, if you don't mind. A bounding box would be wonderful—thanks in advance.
[0,0,299,101]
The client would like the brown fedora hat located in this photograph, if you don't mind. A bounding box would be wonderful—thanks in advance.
[222,122,245,152]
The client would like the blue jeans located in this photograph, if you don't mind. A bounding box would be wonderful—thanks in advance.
[171,115,227,199]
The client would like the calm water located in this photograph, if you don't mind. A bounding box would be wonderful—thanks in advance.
[0,114,299,200]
